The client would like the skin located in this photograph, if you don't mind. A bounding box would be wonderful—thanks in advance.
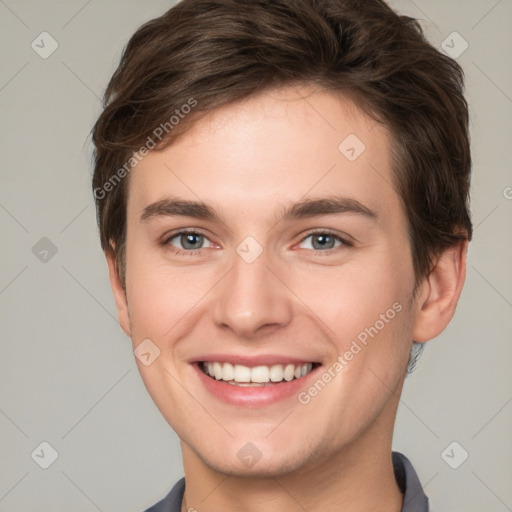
[106,85,467,511]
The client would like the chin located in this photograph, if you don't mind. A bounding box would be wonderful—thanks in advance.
[186,434,325,479]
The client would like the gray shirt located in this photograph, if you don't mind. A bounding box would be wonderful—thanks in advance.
[144,451,428,511]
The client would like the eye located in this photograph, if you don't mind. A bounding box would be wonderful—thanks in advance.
[165,231,214,252]
[297,231,349,251]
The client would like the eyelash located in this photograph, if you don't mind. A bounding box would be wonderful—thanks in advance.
[162,229,352,256]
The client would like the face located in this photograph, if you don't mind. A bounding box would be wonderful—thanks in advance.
[114,86,423,477]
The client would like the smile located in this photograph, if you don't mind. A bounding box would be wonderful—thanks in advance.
[200,361,318,386]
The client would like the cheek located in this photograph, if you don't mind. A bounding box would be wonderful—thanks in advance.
[287,251,414,405]
[125,242,227,345]
[289,254,410,342]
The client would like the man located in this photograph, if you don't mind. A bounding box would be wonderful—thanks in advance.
[91,0,472,510]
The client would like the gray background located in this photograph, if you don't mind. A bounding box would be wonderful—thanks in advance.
[0,0,511,510]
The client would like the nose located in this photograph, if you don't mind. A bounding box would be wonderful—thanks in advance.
[211,249,293,339]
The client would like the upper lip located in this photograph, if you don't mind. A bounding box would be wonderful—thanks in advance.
[190,354,320,367]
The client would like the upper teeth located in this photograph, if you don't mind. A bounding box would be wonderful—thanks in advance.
[202,362,314,383]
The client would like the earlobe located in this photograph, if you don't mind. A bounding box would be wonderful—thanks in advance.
[412,241,468,343]
[105,249,131,337]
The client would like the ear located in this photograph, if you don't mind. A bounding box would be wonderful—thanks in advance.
[412,240,468,343]
[105,249,131,337]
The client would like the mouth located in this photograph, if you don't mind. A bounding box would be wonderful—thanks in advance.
[192,354,323,406]
[198,361,321,386]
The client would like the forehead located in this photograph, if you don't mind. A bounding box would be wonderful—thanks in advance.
[127,85,401,224]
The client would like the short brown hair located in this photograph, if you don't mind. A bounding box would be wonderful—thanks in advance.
[91,0,472,286]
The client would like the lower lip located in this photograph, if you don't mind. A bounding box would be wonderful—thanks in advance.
[193,363,321,407]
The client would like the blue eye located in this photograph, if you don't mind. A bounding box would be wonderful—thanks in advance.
[162,230,350,257]
[165,231,213,252]
[298,232,348,251]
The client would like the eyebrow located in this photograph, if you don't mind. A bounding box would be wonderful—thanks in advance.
[278,196,377,222]
[140,195,378,224]
[140,198,223,223]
